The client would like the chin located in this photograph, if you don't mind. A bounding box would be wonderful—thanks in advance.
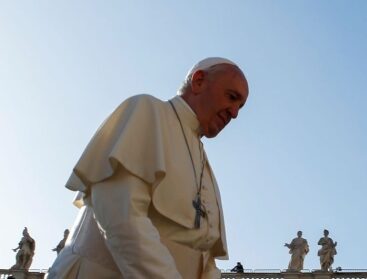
[203,128,221,138]
[204,134,217,138]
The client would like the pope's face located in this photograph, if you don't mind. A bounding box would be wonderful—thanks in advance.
[194,69,248,138]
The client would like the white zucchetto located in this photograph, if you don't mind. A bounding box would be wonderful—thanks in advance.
[185,57,238,79]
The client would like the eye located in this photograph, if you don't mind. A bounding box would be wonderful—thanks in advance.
[227,92,238,101]
[230,94,237,100]
[226,90,246,109]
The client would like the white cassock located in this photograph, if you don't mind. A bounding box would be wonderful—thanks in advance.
[46,95,228,279]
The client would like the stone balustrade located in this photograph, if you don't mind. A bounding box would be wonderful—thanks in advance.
[221,270,367,279]
[1,268,366,279]
[0,269,46,279]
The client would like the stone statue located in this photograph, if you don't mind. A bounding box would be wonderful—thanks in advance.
[284,231,309,271]
[231,262,244,273]
[318,229,337,271]
[52,229,70,255]
[11,227,35,270]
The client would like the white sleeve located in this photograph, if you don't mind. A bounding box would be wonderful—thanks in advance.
[91,167,182,279]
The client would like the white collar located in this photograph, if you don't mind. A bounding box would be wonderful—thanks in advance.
[169,95,200,135]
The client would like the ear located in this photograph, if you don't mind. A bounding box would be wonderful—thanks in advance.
[190,70,206,94]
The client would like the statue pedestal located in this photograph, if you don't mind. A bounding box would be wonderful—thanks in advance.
[0,269,45,279]
[282,270,315,279]
[312,270,332,279]
[8,270,27,279]
[282,270,304,279]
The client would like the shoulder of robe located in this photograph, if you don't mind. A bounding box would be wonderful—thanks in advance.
[66,94,169,198]
[106,94,163,124]
[118,94,165,110]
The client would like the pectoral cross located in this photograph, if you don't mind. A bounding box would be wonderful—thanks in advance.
[192,194,206,229]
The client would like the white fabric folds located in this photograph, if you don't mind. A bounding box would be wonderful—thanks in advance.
[64,94,228,259]
[66,95,167,201]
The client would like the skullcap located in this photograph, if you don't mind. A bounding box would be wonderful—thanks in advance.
[186,57,238,79]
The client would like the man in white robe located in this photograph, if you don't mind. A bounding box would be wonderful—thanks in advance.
[46,57,249,279]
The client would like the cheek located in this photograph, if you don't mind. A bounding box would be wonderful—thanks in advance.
[199,106,212,123]
[206,100,220,117]
[198,96,220,126]
[206,112,219,128]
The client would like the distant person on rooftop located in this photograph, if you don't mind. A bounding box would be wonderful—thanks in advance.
[231,262,244,273]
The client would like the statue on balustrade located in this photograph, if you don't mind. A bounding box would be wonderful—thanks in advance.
[284,231,309,271]
[11,227,35,270]
[318,229,337,271]
[52,229,70,255]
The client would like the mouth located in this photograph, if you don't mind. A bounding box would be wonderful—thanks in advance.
[218,114,229,127]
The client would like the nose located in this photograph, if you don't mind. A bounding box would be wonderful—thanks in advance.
[228,105,240,119]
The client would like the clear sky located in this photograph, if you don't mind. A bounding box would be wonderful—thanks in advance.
[0,0,366,272]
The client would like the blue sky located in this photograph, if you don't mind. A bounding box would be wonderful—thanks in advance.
[0,0,366,271]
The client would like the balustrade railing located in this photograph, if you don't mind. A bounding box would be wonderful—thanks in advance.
[1,268,367,279]
[0,269,46,279]
[221,270,367,279]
